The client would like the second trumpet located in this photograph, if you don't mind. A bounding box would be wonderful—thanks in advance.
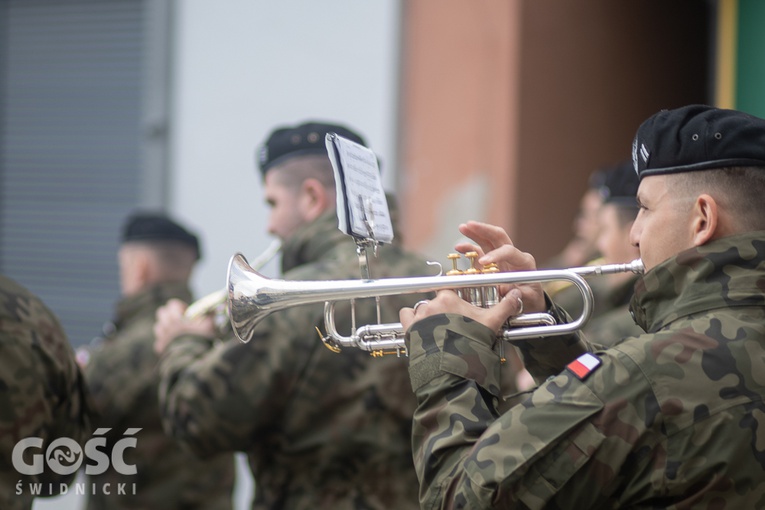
[186,239,281,331]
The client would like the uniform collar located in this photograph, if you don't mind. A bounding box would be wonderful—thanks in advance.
[630,231,765,333]
[115,281,193,325]
[279,211,351,273]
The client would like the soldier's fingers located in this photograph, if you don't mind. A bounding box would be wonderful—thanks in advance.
[459,221,514,252]
[154,300,186,354]
[402,291,466,330]
[498,289,524,317]
[164,298,189,316]
[479,244,537,273]
[466,288,523,333]
[415,290,483,322]
[399,306,415,331]
[453,242,484,257]
[153,322,172,355]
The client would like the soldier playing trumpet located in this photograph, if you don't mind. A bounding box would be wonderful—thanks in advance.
[153,121,444,510]
[400,105,765,509]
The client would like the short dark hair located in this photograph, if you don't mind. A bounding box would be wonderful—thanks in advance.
[612,203,639,227]
[268,154,336,192]
[668,166,765,231]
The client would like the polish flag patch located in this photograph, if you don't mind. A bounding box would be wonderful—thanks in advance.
[566,353,602,381]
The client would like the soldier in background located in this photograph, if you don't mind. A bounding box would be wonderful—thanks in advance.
[83,212,234,509]
[544,168,607,271]
[153,121,433,509]
[400,105,765,508]
[0,274,92,509]
[583,159,644,346]
[543,168,609,321]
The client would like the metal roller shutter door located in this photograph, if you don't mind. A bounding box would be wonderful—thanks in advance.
[0,0,145,347]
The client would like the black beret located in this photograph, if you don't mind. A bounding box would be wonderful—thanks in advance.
[632,104,765,180]
[600,160,639,207]
[121,212,201,260]
[256,120,366,176]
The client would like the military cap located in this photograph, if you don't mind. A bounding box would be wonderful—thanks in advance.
[257,120,367,176]
[121,211,201,260]
[600,160,639,207]
[632,104,765,180]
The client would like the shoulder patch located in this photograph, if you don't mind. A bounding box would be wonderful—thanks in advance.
[566,353,602,381]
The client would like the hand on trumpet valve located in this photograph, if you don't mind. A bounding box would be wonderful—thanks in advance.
[400,288,524,333]
[153,298,218,355]
[400,221,548,334]
[456,221,547,313]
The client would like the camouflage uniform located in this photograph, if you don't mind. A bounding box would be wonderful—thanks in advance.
[545,260,611,324]
[582,274,644,348]
[406,231,765,509]
[84,282,235,510]
[158,211,432,510]
[0,275,92,510]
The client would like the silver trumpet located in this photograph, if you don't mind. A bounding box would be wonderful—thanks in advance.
[227,252,644,356]
[185,239,281,330]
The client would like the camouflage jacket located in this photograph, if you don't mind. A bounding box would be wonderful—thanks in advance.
[0,275,92,510]
[158,211,433,510]
[582,274,644,348]
[84,282,234,510]
[406,231,765,509]
[544,258,610,322]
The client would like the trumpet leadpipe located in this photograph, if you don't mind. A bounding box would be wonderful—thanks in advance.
[185,289,228,320]
[186,239,281,323]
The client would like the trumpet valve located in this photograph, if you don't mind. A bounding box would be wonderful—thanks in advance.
[481,263,501,308]
[464,251,480,274]
[446,253,463,276]
[446,253,465,300]
[463,251,483,306]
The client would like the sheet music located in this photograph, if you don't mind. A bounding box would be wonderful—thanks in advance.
[326,133,394,244]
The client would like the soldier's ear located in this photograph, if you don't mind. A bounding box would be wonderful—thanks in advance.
[690,193,718,247]
[132,249,154,290]
[298,178,331,222]
[119,245,152,296]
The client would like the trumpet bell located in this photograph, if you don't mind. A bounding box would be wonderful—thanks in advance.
[227,252,427,343]
[187,239,281,335]
[227,253,279,343]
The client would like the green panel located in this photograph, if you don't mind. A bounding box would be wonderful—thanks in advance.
[736,0,765,117]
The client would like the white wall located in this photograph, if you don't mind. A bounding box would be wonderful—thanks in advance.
[168,0,404,297]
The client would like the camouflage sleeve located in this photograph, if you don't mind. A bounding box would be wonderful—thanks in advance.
[157,317,308,459]
[407,314,644,508]
[0,280,92,502]
[84,334,156,428]
[511,294,591,383]
[156,334,234,457]
[405,313,504,507]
